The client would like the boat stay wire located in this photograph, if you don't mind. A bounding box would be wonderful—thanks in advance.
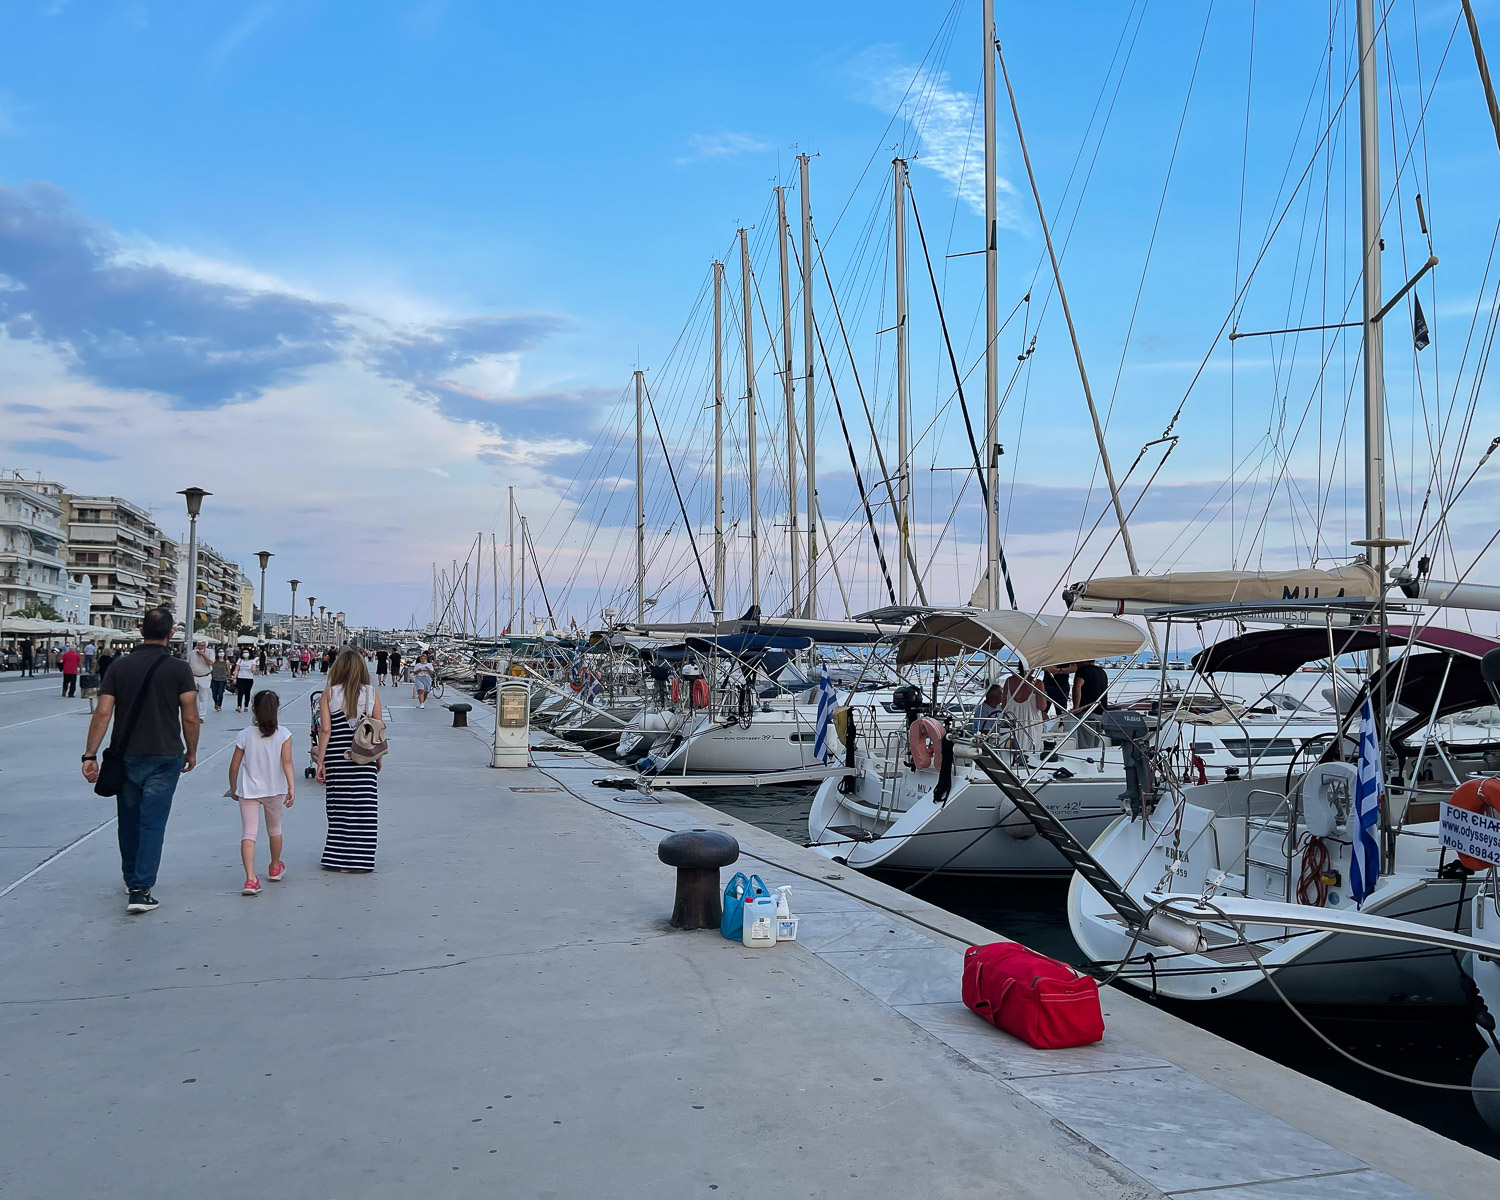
[643,376,715,610]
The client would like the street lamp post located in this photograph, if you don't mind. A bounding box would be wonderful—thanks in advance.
[178,488,210,640]
[255,551,274,642]
[307,597,317,654]
[288,579,300,657]
[319,605,326,644]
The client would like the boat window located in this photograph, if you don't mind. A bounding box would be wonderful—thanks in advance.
[1218,737,1299,759]
[1189,742,1216,753]
[789,732,817,743]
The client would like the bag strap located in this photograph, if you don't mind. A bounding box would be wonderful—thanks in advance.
[109,652,171,757]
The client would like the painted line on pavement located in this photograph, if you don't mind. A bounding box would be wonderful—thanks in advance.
[0,710,76,732]
[0,817,117,901]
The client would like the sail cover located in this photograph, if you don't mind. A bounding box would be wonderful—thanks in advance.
[1063,563,1379,613]
[896,609,1146,669]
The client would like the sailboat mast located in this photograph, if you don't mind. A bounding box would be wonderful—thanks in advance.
[712,260,726,614]
[740,227,760,612]
[798,153,817,618]
[894,156,911,607]
[507,485,515,633]
[982,0,1001,612]
[1356,0,1386,546]
[634,368,646,623]
[777,187,801,615]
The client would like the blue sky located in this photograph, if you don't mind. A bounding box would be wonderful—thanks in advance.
[2,1,1499,629]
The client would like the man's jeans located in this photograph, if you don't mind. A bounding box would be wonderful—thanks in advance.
[62,673,77,697]
[117,755,184,892]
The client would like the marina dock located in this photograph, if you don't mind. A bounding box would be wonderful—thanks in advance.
[0,670,1489,1199]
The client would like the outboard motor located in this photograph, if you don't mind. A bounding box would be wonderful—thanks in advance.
[1098,709,1151,818]
[890,683,926,725]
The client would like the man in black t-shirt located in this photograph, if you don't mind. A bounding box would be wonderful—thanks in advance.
[80,607,200,914]
[376,648,389,685]
[1071,659,1110,750]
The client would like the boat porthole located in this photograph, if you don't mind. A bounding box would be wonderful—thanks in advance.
[1210,986,1217,994]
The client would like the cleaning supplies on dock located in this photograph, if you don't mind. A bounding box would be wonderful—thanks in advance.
[775,885,798,942]
[721,872,770,941]
[742,893,777,947]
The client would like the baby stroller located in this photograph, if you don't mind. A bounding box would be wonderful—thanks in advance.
[304,690,323,779]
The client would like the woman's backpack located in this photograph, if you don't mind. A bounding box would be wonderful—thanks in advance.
[346,711,389,765]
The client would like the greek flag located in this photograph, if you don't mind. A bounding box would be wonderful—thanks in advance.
[1351,695,1383,906]
[812,665,837,762]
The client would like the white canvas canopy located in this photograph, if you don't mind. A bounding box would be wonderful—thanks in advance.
[895,609,1147,669]
[1062,563,1379,614]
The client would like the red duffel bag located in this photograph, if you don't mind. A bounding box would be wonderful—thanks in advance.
[961,941,1104,1049]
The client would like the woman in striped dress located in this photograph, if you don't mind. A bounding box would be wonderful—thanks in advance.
[316,649,383,871]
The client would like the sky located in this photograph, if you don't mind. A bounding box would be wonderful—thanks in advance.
[2,1,1500,632]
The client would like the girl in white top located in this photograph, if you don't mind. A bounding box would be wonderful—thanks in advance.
[228,689,295,896]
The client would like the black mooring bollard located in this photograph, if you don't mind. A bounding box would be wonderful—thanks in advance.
[657,828,740,930]
[447,701,472,728]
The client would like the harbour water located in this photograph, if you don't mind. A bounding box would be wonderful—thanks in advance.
[696,782,1500,1162]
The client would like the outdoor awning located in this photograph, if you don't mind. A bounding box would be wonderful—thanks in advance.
[895,610,1147,670]
[1064,563,1380,614]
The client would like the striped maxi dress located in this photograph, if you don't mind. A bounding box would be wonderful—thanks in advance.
[322,685,380,870]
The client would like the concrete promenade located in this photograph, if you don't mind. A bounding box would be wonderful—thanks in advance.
[0,668,1490,1198]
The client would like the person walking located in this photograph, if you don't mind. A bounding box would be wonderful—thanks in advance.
[80,606,199,914]
[389,648,403,687]
[233,648,256,713]
[96,648,114,678]
[258,644,268,674]
[60,644,81,697]
[413,654,434,708]
[210,652,229,712]
[19,639,34,677]
[299,647,311,676]
[375,647,388,686]
[316,648,382,872]
[83,641,96,675]
[228,690,295,896]
[189,636,215,719]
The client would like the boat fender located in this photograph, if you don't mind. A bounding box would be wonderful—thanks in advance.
[1447,778,1500,870]
[909,716,947,769]
[995,798,1036,841]
[1146,912,1210,955]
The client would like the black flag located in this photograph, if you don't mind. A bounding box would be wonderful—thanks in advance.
[1413,295,1431,351]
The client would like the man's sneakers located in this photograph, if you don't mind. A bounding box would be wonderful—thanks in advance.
[125,890,159,914]
[242,877,261,896]
[267,861,286,882]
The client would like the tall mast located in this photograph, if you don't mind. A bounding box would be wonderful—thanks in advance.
[982,0,1001,611]
[798,154,817,618]
[1356,0,1386,547]
[894,156,911,606]
[634,368,646,623]
[740,227,760,612]
[507,485,515,633]
[712,260,726,613]
[518,514,526,634]
[777,186,801,615]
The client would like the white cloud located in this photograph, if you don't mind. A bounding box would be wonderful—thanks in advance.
[678,132,769,163]
[854,48,1019,225]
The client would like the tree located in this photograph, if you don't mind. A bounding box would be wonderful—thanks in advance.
[17,601,63,622]
[217,606,244,636]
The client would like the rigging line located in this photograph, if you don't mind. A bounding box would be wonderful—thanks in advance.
[1231,0,1258,566]
[522,510,555,624]
[811,310,898,606]
[811,226,929,604]
[643,378,714,610]
[913,176,1022,608]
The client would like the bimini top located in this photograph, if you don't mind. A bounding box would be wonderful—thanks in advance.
[895,609,1147,670]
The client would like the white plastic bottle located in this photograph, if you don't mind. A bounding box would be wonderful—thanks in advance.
[742,893,777,947]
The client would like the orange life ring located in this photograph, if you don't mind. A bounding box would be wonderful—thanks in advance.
[690,677,710,708]
[669,676,681,704]
[908,716,946,770]
[1446,777,1500,870]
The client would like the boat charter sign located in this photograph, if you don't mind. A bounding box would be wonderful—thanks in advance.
[1440,802,1500,865]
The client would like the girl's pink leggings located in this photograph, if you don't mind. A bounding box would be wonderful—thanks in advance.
[238,795,284,840]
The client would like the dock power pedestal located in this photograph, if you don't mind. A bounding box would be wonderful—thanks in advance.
[492,681,530,768]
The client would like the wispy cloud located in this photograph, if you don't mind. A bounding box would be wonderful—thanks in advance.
[10,436,116,461]
[678,132,769,164]
[853,48,1018,225]
[205,1,279,77]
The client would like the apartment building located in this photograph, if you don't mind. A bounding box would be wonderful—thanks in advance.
[153,532,181,611]
[175,540,248,630]
[0,471,71,618]
[62,494,166,631]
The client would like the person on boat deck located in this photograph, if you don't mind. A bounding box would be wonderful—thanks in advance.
[1001,671,1050,755]
[1042,663,1072,713]
[1072,658,1110,748]
[972,684,1006,732]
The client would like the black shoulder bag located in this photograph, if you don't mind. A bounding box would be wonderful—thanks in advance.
[94,654,170,798]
